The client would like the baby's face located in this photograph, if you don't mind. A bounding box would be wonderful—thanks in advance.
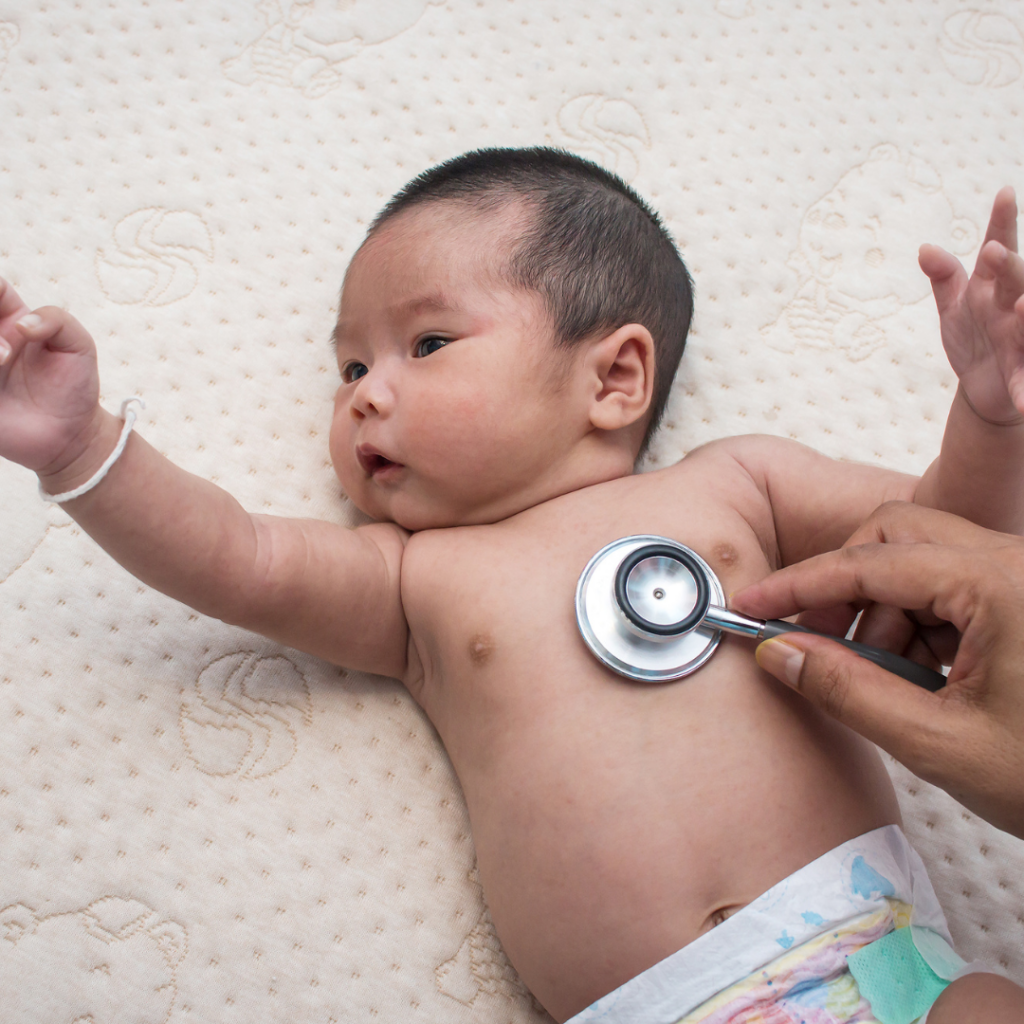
[330,203,583,531]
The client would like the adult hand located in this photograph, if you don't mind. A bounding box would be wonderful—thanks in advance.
[731,501,1024,839]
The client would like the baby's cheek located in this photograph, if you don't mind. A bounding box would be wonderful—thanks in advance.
[328,421,357,488]
[444,388,493,430]
[423,395,497,461]
[327,423,344,477]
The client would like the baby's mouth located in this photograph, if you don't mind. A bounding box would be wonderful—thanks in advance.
[357,444,402,478]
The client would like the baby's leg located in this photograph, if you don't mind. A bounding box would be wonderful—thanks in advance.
[927,972,1024,1024]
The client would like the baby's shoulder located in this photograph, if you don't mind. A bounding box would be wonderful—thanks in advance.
[676,432,815,463]
[661,432,816,486]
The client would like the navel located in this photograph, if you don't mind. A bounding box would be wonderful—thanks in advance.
[468,633,495,666]
[702,903,744,932]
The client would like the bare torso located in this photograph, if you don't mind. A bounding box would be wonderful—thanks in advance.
[399,446,901,1021]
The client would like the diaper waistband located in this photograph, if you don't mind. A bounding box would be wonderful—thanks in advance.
[569,825,955,1024]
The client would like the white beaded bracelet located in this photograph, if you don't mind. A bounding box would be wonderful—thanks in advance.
[40,398,145,504]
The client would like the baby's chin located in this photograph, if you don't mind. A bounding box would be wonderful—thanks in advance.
[342,488,459,532]
[348,488,520,533]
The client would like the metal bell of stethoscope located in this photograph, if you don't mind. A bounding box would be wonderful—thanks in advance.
[575,535,946,690]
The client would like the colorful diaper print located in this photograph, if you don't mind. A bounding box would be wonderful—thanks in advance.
[680,905,903,1024]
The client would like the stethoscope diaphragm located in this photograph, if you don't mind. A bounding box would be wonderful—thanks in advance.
[575,535,724,682]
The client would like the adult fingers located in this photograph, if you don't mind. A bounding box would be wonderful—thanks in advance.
[754,632,1024,834]
[848,601,951,666]
[731,542,980,630]
[906,621,961,667]
[898,629,945,672]
[841,500,1004,551]
[754,632,955,775]
[851,600,919,652]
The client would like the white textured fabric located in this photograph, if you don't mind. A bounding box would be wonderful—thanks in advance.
[1,2,1023,1021]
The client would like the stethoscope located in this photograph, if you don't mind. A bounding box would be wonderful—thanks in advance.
[575,535,946,691]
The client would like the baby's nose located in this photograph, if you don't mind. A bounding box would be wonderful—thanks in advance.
[350,369,395,418]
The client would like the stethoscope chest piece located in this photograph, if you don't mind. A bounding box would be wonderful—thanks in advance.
[575,535,724,682]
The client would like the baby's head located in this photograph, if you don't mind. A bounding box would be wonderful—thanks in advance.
[330,147,693,531]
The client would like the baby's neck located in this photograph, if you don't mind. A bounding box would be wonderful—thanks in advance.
[389,439,641,533]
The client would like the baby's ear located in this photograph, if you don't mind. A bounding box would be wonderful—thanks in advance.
[586,323,655,432]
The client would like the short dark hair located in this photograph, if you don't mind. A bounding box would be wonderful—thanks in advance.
[369,147,694,455]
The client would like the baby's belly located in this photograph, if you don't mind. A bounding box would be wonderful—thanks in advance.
[429,638,900,1022]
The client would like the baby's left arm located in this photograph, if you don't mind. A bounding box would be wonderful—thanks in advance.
[914,187,1024,533]
[719,190,1024,570]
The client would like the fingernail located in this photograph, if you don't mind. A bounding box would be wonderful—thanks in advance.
[16,313,42,330]
[0,339,10,364]
[755,638,805,688]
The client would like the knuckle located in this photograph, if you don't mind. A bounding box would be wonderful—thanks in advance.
[835,546,871,599]
[874,499,910,520]
[870,500,912,534]
[816,661,852,721]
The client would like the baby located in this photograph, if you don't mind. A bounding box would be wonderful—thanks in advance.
[3,148,1024,1023]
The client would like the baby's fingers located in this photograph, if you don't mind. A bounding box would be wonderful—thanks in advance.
[11,306,96,357]
[980,185,1018,256]
[979,240,1024,311]
[919,244,967,316]
[0,276,31,325]
[0,309,34,366]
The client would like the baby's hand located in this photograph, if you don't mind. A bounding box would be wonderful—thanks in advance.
[921,187,1024,422]
[0,278,103,475]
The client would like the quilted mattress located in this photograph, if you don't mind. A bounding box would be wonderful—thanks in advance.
[1,1,1023,1021]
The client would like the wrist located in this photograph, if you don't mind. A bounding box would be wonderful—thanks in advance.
[956,382,1024,428]
[37,406,126,499]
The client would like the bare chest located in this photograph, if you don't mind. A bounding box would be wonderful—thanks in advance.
[401,456,774,739]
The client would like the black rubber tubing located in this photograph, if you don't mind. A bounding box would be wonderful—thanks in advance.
[614,544,710,636]
[759,620,947,692]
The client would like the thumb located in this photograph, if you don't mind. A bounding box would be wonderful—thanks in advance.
[755,634,948,773]
[15,306,96,356]
[918,243,967,316]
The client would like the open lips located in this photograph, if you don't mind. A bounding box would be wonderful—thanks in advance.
[357,444,402,477]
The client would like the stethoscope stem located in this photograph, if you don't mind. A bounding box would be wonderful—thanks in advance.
[702,605,763,638]
[704,604,946,693]
[578,536,949,690]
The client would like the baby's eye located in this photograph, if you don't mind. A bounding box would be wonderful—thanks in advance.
[415,336,451,358]
[342,362,368,383]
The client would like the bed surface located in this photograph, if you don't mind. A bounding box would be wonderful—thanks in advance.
[2,2,1023,1020]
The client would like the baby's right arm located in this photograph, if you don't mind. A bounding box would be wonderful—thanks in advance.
[0,280,413,681]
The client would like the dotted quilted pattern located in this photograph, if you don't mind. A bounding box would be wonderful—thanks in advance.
[2,1,1023,1020]
[887,755,1024,982]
